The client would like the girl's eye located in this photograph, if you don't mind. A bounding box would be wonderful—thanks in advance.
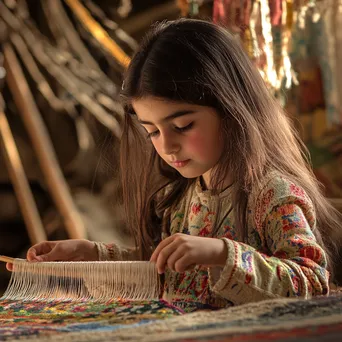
[147,130,160,139]
[146,123,193,139]
[175,122,193,133]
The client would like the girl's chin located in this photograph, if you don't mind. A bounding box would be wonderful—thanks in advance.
[176,168,206,179]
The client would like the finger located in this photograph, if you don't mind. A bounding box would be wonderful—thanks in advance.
[27,247,39,261]
[174,256,195,273]
[155,241,178,274]
[27,242,56,261]
[6,263,13,271]
[150,236,175,262]
[37,247,63,262]
[166,248,186,272]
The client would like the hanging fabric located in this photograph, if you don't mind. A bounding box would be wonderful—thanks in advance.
[213,0,342,125]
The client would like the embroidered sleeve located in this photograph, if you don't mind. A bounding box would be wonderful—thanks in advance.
[94,242,138,261]
[208,176,329,305]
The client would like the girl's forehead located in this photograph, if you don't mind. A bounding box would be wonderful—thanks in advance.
[132,97,198,119]
[132,97,218,125]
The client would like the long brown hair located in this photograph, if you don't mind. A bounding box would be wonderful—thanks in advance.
[120,19,341,269]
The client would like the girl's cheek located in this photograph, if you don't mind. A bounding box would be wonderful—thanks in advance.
[186,134,213,159]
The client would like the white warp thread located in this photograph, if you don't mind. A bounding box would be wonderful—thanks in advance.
[2,259,160,302]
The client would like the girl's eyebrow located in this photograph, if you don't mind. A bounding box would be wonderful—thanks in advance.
[138,110,196,125]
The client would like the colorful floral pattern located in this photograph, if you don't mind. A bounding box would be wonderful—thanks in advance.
[0,299,183,340]
[99,174,329,311]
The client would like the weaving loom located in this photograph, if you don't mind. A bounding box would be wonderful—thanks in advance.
[0,257,184,341]
[0,257,161,302]
[1,256,342,342]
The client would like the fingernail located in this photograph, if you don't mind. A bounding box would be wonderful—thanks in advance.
[35,256,42,261]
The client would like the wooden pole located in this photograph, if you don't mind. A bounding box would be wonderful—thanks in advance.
[3,43,86,239]
[0,99,47,244]
[64,0,130,68]
[0,255,14,264]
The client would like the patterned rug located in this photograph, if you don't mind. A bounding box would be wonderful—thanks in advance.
[0,299,183,341]
[1,294,342,341]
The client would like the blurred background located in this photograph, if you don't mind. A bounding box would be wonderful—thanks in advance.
[0,0,341,293]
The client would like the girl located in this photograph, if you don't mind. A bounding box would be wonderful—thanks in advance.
[8,19,341,312]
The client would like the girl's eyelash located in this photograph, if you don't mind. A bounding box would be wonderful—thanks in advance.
[146,123,194,139]
[175,122,193,132]
[147,130,159,139]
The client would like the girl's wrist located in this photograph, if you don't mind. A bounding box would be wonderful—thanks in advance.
[212,238,228,267]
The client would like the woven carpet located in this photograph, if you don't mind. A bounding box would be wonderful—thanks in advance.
[0,299,183,341]
[1,294,342,341]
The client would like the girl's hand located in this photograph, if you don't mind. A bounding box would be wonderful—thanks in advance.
[150,233,228,274]
[6,239,98,271]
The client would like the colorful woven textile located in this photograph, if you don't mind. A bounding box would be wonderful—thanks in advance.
[1,294,342,341]
[0,299,183,341]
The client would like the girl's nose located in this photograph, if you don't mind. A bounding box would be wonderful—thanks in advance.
[161,133,180,155]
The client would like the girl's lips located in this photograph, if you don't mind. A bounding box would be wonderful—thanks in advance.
[172,159,190,168]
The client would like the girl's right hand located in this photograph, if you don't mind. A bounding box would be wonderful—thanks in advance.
[6,239,98,271]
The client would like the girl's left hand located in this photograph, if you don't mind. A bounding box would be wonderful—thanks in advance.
[150,233,228,274]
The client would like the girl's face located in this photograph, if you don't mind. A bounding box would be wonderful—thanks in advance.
[132,97,224,188]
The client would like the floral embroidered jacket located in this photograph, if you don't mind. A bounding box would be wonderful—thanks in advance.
[95,173,329,312]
